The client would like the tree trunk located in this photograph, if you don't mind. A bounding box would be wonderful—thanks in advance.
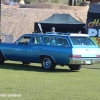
[74,0,76,6]
[68,0,72,6]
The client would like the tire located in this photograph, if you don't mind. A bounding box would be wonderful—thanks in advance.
[22,62,30,65]
[41,56,56,71]
[69,65,82,70]
[0,52,5,64]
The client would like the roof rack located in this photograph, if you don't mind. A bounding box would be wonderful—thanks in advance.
[45,32,89,37]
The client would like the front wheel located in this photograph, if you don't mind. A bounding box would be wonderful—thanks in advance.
[41,56,56,71]
[69,65,82,70]
[0,52,5,64]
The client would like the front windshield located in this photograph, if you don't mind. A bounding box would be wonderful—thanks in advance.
[70,37,96,46]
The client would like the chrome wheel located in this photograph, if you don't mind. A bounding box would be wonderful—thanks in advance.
[42,56,56,71]
[43,58,51,68]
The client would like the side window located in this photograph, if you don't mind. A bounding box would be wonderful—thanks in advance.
[43,37,56,45]
[31,37,41,45]
[43,37,69,47]
[18,36,31,44]
[50,37,56,45]
[43,37,51,45]
[56,38,69,47]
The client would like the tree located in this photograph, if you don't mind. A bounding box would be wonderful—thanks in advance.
[74,0,76,6]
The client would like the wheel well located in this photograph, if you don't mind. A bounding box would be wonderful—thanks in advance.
[39,55,47,62]
[39,55,55,63]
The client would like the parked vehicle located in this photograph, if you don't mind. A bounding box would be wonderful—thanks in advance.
[0,33,100,71]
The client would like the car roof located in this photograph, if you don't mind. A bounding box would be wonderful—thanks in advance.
[69,33,89,37]
[24,33,67,37]
[23,33,89,37]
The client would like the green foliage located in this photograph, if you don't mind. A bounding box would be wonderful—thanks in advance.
[76,0,83,6]
[24,0,66,4]
[51,0,61,3]
[43,0,48,3]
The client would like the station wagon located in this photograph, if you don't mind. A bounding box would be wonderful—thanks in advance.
[0,33,100,71]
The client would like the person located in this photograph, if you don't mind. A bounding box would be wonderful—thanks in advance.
[9,0,18,6]
[51,27,57,34]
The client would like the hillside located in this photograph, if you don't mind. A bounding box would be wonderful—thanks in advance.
[1,4,89,41]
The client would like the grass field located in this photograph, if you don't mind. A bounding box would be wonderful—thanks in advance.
[0,61,100,100]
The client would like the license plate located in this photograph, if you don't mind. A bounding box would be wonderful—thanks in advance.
[85,60,91,64]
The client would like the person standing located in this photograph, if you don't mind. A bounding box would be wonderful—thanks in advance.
[51,27,57,34]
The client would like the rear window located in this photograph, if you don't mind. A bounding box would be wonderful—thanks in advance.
[70,37,95,46]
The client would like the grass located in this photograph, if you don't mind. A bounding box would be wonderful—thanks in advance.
[0,61,100,100]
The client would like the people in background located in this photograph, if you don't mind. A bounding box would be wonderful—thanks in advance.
[9,0,18,6]
[51,27,57,34]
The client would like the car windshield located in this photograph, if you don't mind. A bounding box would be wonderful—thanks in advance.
[70,37,96,46]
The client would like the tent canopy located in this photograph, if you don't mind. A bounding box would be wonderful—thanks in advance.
[87,4,100,18]
[34,14,85,33]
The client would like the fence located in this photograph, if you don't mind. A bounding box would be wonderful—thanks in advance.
[0,33,13,43]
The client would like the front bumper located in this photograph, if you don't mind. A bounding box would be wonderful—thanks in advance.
[69,58,100,65]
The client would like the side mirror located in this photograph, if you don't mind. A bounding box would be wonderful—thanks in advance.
[14,41,18,45]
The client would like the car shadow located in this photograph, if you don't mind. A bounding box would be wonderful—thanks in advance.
[90,68,100,70]
[82,66,100,70]
[0,63,78,73]
[84,67,100,70]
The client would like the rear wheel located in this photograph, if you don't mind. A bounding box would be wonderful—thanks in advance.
[41,56,56,71]
[69,65,82,70]
[0,52,5,64]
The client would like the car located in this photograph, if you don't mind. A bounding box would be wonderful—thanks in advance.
[0,33,100,71]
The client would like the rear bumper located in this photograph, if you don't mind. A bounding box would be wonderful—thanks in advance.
[69,58,100,65]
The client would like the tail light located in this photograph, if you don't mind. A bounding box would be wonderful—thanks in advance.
[70,55,81,58]
[97,55,100,58]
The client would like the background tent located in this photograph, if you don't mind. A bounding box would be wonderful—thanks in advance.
[86,4,100,36]
[87,4,100,18]
[86,4,100,47]
[34,14,85,33]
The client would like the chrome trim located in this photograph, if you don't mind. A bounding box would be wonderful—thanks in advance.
[69,58,100,65]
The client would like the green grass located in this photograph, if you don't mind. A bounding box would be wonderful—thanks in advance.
[0,61,100,100]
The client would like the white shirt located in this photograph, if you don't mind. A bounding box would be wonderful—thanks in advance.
[52,32,57,34]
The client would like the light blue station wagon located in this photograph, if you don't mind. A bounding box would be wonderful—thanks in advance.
[0,33,100,71]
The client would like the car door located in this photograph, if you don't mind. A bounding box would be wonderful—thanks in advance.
[3,36,31,61]
[54,37,72,64]
[25,36,42,63]
[41,36,72,65]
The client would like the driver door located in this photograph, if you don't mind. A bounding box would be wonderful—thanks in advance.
[5,36,31,61]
